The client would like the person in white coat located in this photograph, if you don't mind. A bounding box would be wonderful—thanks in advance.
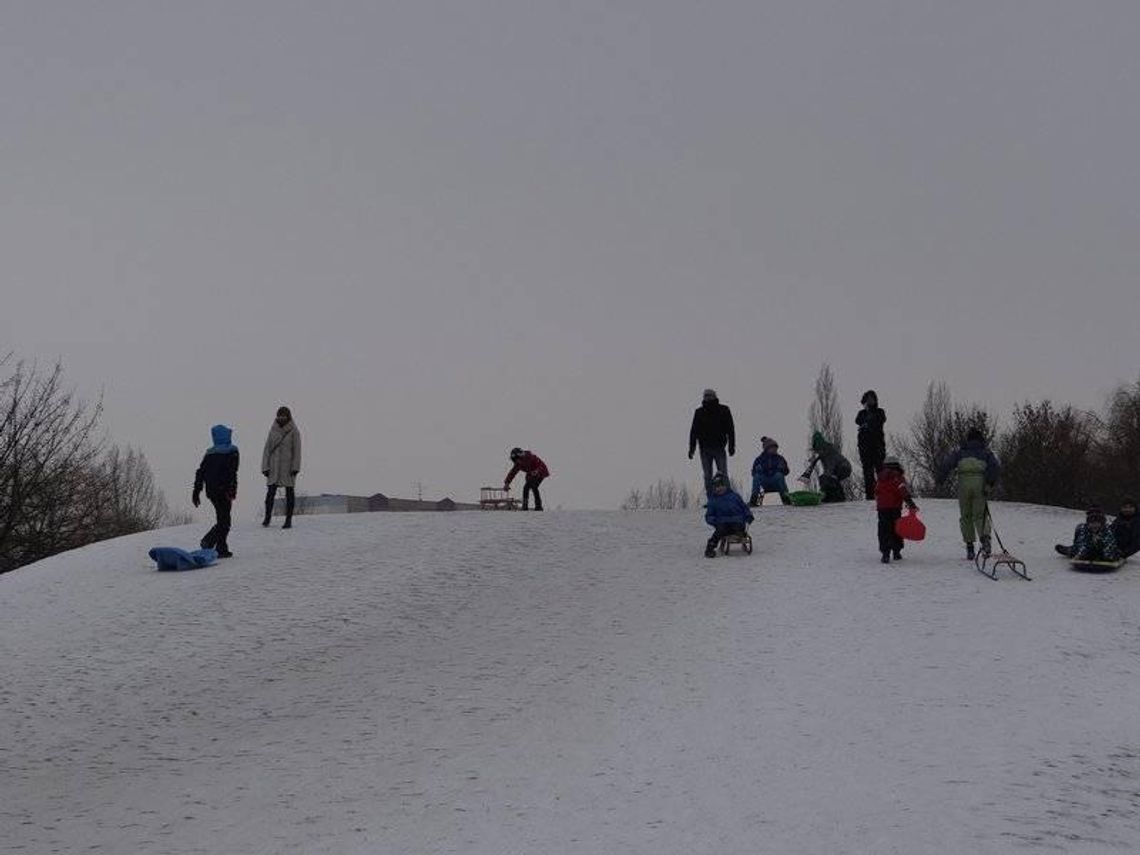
[262,406,302,528]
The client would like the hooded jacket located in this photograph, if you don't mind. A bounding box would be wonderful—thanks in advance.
[194,425,239,500]
[752,449,789,478]
[856,406,887,458]
[505,451,550,486]
[937,439,1000,487]
[705,488,754,527]
[689,399,736,455]
[874,467,914,511]
[262,420,302,488]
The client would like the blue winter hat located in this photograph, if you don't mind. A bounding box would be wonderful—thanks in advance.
[210,424,233,447]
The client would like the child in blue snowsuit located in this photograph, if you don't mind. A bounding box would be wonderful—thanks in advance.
[705,473,754,557]
[749,436,791,507]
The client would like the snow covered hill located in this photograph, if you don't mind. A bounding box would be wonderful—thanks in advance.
[3,500,1139,854]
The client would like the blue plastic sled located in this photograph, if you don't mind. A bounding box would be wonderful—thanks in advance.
[149,546,218,571]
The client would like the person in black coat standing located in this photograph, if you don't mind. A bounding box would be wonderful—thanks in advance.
[192,424,239,558]
[855,390,887,500]
[688,388,736,495]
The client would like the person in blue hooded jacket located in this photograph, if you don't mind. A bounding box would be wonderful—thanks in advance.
[704,473,754,558]
[192,425,239,558]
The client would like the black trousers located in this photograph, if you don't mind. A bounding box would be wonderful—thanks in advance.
[877,508,903,555]
[707,522,747,549]
[202,494,232,550]
[523,474,545,510]
[265,484,295,521]
[861,453,884,500]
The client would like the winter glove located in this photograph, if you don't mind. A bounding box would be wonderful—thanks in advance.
[262,470,269,477]
[728,447,735,457]
[688,450,694,460]
[290,470,298,477]
[229,491,237,501]
[192,491,200,508]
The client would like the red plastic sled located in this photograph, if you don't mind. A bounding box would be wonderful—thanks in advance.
[895,509,926,542]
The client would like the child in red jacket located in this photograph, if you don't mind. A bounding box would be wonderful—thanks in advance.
[875,456,917,563]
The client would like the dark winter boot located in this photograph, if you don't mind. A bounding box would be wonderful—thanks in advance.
[966,542,976,560]
[748,494,760,507]
[780,492,791,505]
[980,535,992,558]
[705,542,718,558]
[217,543,233,558]
[262,497,273,527]
[283,490,295,528]
[892,549,903,561]
[880,552,890,564]
[1054,544,1074,557]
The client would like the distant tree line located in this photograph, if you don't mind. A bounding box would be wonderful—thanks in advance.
[1,355,175,574]
[622,478,694,511]
[895,378,1140,509]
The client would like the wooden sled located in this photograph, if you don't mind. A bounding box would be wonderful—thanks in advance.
[975,549,1030,581]
[719,531,753,555]
[479,486,521,511]
[1069,558,1126,573]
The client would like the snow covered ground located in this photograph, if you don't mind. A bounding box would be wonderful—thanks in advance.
[3,500,1139,854]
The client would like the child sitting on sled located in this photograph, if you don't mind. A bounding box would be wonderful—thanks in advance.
[704,473,754,558]
[749,436,791,507]
[874,456,918,563]
[1061,506,1122,563]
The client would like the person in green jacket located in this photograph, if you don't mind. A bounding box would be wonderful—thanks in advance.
[937,428,1001,560]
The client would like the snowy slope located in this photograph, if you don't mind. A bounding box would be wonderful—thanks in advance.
[3,501,1139,855]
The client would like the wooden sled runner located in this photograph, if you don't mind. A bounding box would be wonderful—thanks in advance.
[719,531,753,555]
[1069,558,1126,573]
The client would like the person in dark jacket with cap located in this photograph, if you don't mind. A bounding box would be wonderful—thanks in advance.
[1056,496,1137,559]
[1112,496,1138,558]
[856,390,887,500]
[688,389,736,495]
[192,424,239,558]
[505,447,550,511]
[801,431,852,503]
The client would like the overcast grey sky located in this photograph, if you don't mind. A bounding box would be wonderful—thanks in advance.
[3,1,1138,513]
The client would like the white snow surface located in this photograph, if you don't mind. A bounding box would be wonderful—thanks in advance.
[3,501,1140,854]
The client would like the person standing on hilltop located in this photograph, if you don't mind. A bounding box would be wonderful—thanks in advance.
[856,390,887,500]
[262,406,302,529]
[688,389,736,495]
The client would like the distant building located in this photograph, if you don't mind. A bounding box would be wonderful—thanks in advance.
[273,492,478,516]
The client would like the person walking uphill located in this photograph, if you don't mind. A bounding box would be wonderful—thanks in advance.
[688,389,736,495]
[937,427,1000,560]
[505,447,550,510]
[262,406,302,528]
[856,390,887,500]
[193,424,239,558]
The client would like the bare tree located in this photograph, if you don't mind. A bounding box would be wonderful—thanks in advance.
[894,381,996,497]
[621,478,693,510]
[0,360,104,572]
[1094,376,1140,506]
[807,362,844,452]
[97,445,170,537]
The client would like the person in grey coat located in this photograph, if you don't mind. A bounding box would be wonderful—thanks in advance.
[262,406,302,528]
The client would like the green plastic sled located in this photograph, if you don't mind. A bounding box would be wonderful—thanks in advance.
[788,490,824,507]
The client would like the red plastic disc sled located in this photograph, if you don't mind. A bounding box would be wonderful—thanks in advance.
[895,509,926,542]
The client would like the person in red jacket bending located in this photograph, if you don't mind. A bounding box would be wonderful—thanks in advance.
[505,447,550,511]
[875,456,918,564]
